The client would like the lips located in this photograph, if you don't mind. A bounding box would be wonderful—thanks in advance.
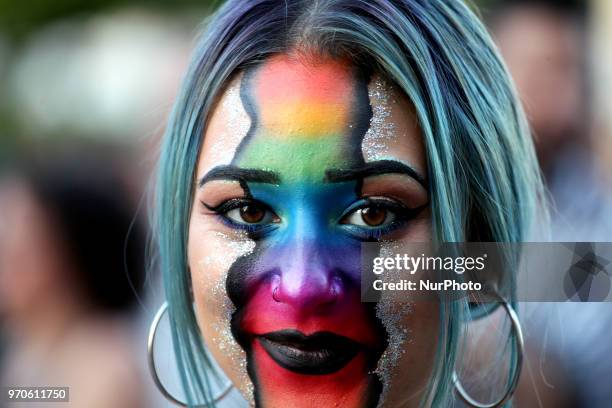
[257,330,362,375]
[231,278,387,407]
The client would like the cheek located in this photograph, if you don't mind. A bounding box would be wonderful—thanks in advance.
[375,301,439,407]
[373,230,436,407]
[187,221,256,402]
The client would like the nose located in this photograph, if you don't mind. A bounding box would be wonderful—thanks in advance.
[270,242,345,313]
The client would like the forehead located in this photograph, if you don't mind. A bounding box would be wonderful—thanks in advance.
[198,53,425,181]
[247,55,358,139]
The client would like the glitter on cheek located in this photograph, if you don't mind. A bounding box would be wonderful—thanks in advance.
[197,231,256,405]
[362,76,398,162]
[373,241,413,407]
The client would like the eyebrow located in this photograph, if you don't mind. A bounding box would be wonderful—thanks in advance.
[198,165,280,187]
[324,160,428,190]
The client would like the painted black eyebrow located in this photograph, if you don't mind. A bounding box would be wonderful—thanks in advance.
[198,165,280,187]
[324,160,428,190]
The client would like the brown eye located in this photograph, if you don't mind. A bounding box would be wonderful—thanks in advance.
[224,202,278,225]
[341,201,397,228]
[360,206,387,226]
[239,205,265,223]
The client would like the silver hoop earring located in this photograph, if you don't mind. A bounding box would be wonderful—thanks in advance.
[147,302,234,407]
[453,296,524,408]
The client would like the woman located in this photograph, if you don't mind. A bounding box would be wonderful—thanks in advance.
[150,0,544,407]
[0,145,146,407]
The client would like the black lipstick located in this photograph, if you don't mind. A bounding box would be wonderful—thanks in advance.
[257,330,361,375]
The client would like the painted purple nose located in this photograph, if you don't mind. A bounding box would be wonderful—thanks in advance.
[269,248,344,311]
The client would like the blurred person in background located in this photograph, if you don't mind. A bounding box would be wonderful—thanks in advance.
[0,143,146,407]
[492,0,612,240]
[492,1,612,407]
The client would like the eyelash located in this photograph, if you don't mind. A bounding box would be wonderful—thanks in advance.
[202,198,279,236]
[203,197,425,240]
[338,198,423,241]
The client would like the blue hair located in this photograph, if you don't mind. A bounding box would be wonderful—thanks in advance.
[155,0,544,406]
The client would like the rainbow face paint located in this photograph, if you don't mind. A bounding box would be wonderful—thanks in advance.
[194,54,430,408]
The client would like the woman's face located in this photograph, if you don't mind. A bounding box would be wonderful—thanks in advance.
[188,53,438,408]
